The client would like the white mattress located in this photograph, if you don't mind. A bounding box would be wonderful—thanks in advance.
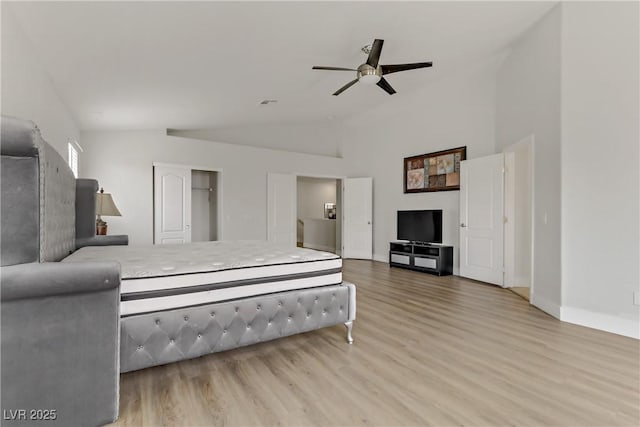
[64,241,343,316]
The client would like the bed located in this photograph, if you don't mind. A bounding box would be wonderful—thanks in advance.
[64,240,356,372]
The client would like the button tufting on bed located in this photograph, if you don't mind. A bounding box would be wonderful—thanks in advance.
[120,283,352,372]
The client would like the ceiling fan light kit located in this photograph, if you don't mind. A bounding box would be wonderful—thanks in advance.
[313,38,433,96]
[357,64,381,85]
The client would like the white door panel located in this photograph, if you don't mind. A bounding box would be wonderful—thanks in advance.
[343,177,373,259]
[459,154,504,285]
[335,180,342,256]
[160,237,187,245]
[161,174,185,231]
[154,166,192,244]
[267,173,296,246]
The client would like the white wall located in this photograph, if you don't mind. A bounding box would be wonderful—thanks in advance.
[297,177,337,219]
[513,145,532,286]
[342,56,500,270]
[1,7,80,158]
[495,5,562,317]
[560,2,639,338]
[169,121,344,158]
[301,219,336,253]
[79,130,344,246]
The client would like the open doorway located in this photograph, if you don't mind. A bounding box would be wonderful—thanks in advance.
[267,173,372,258]
[153,163,222,244]
[504,135,534,301]
[191,170,219,242]
[296,176,342,255]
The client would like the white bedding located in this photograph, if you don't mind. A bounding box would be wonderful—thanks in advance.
[64,240,343,316]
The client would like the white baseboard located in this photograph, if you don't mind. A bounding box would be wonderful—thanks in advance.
[561,306,640,339]
[342,256,638,339]
[373,253,388,263]
[530,293,561,319]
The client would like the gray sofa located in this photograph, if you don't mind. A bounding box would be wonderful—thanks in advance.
[1,116,124,426]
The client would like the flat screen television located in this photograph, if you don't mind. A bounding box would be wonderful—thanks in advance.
[397,210,443,243]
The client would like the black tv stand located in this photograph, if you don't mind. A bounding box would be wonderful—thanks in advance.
[389,241,453,276]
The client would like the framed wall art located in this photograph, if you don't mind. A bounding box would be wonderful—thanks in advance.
[324,203,336,219]
[403,146,466,193]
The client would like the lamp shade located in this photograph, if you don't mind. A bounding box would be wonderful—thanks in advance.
[96,190,121,217]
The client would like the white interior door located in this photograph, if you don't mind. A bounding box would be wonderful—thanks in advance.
[343,177,373,259]
[267,173,296,246]
[335,180,342,256]
[459,154,504,286]
[154,165,192,244]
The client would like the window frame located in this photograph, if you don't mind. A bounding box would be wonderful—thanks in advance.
[68,141,79,178]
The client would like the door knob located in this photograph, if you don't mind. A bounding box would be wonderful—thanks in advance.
[367,221,371,225]
[460,223,466,228]
[186,224,191,230]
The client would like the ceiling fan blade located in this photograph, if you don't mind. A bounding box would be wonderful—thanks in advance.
[381,62,433,75]
[366,39,384,67]
[333,79,359,96]
[312,66,357,71]
[376,77,396,95]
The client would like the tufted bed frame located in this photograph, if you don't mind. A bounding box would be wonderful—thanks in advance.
[1,116,356,379]
[78,241,357,372]
[118,280,355,372]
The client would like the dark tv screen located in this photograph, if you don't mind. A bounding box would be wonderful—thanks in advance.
[397,210,443,243]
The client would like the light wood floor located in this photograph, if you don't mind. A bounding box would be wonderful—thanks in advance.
[111,260,640,427]
[510,286,531,301]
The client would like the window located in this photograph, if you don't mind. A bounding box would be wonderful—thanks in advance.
[68,142,78,178]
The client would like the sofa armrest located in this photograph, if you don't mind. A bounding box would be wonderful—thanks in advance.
[76,234,129,249]
[1,262,121,426]
[1,261,120,301]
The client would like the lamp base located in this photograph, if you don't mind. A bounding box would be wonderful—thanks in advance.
[97,218,108,235]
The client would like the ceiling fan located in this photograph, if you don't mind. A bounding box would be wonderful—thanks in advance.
[312,39,433,96]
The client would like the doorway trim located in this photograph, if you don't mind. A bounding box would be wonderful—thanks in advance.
[294,173,346,255]
[502,135,535,300]
[153,162,224,241]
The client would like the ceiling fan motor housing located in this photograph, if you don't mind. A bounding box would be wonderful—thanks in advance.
[357,64,382,84]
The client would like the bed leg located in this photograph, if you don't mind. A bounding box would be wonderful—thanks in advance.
[344,321,354,344]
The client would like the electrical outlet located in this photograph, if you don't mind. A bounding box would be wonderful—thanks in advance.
[634,291,640,306]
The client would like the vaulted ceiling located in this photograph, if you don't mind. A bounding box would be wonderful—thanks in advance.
[7,1,555,131]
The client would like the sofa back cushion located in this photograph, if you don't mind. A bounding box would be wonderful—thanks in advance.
[1,156,39,266]
[39,141,76,261]
[0,116,76,265]
[75,178,99,240]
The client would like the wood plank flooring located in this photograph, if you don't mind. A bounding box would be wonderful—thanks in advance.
[111,260,640,426]
[510,286,531,301]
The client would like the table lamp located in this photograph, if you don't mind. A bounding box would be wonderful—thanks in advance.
[96,187,122,235]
